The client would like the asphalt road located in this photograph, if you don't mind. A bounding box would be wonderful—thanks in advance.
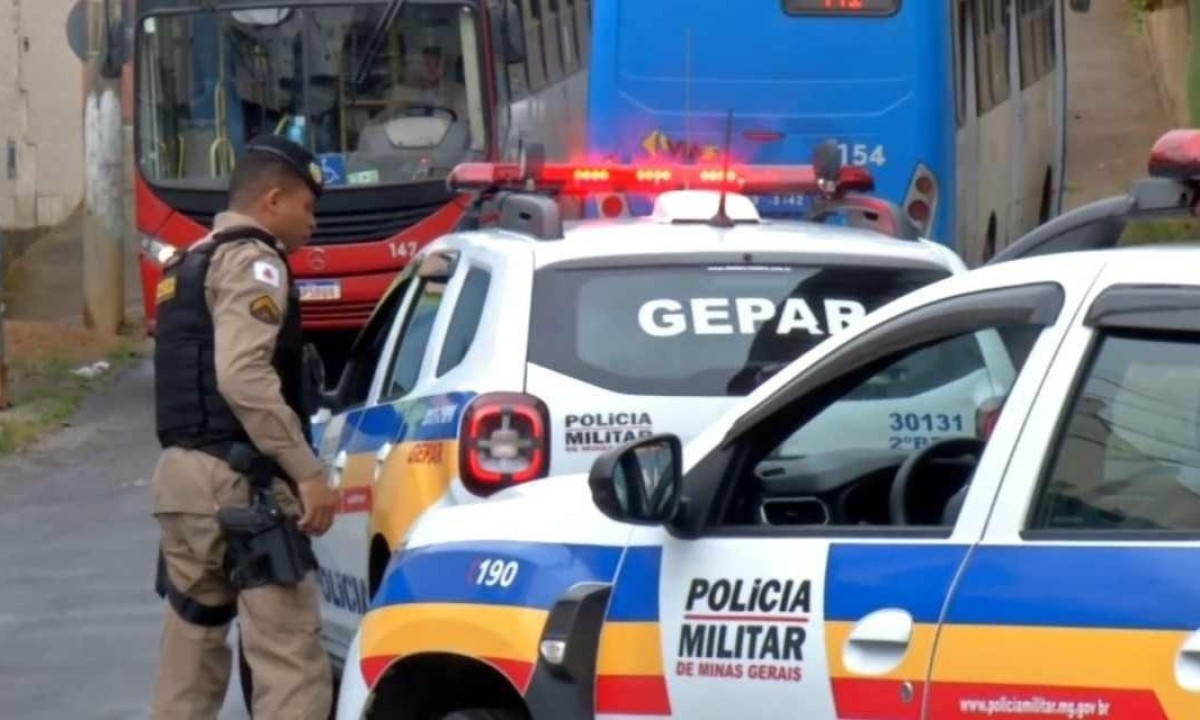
[0,358,249,719]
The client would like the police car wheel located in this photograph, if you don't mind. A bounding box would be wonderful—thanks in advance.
[441,710,523,720]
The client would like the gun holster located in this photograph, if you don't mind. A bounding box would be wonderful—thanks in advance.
[217,443,317,590]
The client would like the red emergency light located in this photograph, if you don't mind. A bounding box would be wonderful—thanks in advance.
[1148,129,1200,180]
[447,161,875,197]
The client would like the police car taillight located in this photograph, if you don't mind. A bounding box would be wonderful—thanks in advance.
[447,161,876,197]
[1148,129,1200,180]
[460,392,550,497]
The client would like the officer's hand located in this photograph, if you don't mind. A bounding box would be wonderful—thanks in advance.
[297,474,338,536]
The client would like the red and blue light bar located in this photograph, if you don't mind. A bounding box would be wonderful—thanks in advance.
[447,161,876,197]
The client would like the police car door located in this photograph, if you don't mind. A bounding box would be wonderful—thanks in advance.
[931,275,1200,718]
[593,282,1071,719]
[313,264,422,649]
[331,246,503,622]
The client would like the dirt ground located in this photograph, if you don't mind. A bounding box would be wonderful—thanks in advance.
[4,320,128,375]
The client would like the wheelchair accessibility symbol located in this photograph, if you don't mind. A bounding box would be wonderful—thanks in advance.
[317,154,347,187]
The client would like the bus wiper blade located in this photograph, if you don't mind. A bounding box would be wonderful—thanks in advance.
[353,0,407,88]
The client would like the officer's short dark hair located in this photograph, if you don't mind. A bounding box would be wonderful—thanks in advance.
[228,152,309,209]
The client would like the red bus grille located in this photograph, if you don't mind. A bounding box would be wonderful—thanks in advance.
[302,300,378,327]
[180,201,448,245]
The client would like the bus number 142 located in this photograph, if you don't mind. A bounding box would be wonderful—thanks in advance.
[838,143,887,167]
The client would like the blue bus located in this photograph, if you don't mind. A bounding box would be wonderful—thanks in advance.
[585,0,1089,265]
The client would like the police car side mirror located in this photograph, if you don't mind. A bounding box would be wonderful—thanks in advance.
[588,434,683,526]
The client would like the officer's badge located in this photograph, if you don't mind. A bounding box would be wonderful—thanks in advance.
[249,295,282,325]
[155,277,176,305]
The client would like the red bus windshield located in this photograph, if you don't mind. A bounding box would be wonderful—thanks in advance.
[135,3,487,191]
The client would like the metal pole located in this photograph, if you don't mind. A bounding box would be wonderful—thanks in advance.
[82,0,126,334]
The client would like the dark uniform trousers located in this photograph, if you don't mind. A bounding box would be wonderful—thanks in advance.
[152,450,330,719]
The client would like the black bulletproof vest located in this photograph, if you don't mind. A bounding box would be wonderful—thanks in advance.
[154,227,310,469]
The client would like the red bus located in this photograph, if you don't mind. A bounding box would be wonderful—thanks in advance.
[132,0,590,370]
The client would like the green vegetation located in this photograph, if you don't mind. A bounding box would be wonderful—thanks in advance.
[0,338,147,455]
[1120,217,1200,245]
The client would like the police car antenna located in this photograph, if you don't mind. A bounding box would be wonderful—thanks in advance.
[684,27,693,164]
[710,110,737,229]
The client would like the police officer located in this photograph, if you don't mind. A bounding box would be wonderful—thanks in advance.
[149,134,339,718]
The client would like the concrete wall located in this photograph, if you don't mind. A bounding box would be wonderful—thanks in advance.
[1137,0,1191,126]
[0,0,84,233]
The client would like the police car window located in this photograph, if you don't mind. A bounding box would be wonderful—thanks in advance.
[336,273,414,408]
[1031,332,1200,533]
[528,263,950,397]
[437,266,491,377]
[381,279,446,400]
[715,324,1043,529]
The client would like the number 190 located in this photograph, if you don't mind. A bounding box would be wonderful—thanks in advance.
[475,558,519,588]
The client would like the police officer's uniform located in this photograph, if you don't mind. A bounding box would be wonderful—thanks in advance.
[150,137,332,718]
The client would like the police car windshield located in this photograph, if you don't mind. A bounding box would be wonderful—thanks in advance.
[135,3,485,191]
[529,261,950,397]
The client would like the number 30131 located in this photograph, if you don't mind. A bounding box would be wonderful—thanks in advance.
[474,558,520,588]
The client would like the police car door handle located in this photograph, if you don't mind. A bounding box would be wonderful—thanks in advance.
[841,608,914,677]
[331,449,347,488]
[1173,628,1200,692]
[373,442,394,484]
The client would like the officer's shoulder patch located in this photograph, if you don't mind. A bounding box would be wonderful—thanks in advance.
[249,295,283,325]
[252,259,282,289]
[155,276,176,305]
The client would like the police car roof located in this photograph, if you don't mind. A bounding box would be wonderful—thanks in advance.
[460,215,956,270]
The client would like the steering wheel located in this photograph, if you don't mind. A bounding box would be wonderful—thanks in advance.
[888,437,986,526]
[400,103,459,123]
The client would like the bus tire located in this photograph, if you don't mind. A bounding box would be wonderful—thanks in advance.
[442,710,525,720]
[1038,168,1053,224]
[982,215,997,264]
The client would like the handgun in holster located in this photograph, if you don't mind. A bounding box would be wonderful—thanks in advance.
[217,442,317,590]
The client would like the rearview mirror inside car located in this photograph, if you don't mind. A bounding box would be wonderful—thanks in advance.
[589,434,683,525]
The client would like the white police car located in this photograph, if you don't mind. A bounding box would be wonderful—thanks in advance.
[335,130,1200,720]
[305,151,970,672]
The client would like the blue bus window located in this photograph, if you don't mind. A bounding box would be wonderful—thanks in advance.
[586,0,1076,266]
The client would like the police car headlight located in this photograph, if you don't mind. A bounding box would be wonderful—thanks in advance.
[536,582,612,680]
[538,639,567,666]
[140,235,179,266]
